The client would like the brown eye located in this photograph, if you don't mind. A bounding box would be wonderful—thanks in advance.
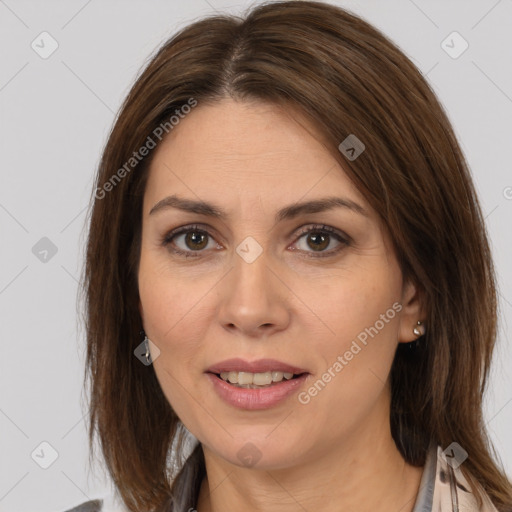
[162,225,218,258]
[293,224,350,257]
[305,232,330,252]
[182,231,209,250]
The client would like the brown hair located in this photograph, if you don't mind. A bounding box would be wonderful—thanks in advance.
[81,1,512,510]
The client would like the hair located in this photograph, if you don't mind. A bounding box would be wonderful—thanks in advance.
[80,1,512,511]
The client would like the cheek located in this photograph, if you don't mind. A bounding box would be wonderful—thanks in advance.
[304,267,401,347]
[138,261,206,427]
[139,275,205,362]
[298,268,402,403]
[138,243,209,337]
[137,249,215,406]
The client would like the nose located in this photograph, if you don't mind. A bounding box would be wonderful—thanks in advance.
[216,242,291,338]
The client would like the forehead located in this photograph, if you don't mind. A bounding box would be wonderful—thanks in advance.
[144,99,368,214]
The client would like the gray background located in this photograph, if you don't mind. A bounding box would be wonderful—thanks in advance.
[1,0,511,511]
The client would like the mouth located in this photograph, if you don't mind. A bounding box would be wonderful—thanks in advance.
[206,357,309,388]
[205,358,310,409]
[208,370,307,389]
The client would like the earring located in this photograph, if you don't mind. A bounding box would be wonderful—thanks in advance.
[413,321,424,337]
[144,336,151,364]
[140,329,151,365]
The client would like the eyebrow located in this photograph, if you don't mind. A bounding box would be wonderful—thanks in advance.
[149,194,368,221]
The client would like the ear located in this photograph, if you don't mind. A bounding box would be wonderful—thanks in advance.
[397,278,426,344]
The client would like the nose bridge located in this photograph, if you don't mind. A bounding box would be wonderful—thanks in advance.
[232,234,272,303]
[217,233,288,334]
[235,234,266,266]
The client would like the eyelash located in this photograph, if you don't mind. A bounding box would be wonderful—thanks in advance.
[161,223,350,259]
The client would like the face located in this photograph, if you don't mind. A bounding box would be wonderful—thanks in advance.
[138,98,421,470]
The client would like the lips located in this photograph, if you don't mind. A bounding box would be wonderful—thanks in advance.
[206,371,309,410]
[205,358,310,410]
[206,357,309,375]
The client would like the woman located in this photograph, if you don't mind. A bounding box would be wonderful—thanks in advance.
[71,1,512,511]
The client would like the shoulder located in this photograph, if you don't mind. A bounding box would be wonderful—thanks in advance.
[62,499,103,512]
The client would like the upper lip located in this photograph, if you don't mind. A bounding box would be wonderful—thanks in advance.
[206,358,309,375]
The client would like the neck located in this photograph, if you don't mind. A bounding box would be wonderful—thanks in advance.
[195,418,424,512]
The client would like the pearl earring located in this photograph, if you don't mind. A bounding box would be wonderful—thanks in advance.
[413,321,424,337]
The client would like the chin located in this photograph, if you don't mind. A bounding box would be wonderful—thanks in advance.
[202,429,305,470]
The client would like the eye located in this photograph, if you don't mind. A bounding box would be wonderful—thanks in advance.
[161,224,220,258]
[291,224,350,258]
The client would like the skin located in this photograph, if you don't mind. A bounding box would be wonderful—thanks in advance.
[138,98,425,512]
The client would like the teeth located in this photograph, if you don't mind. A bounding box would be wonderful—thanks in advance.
[219,371,297,386]
[271,371,284,382]
[253,372,272,385]
[238,372,254,385]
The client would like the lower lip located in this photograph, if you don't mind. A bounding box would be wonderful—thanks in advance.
[206,372,308,410]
